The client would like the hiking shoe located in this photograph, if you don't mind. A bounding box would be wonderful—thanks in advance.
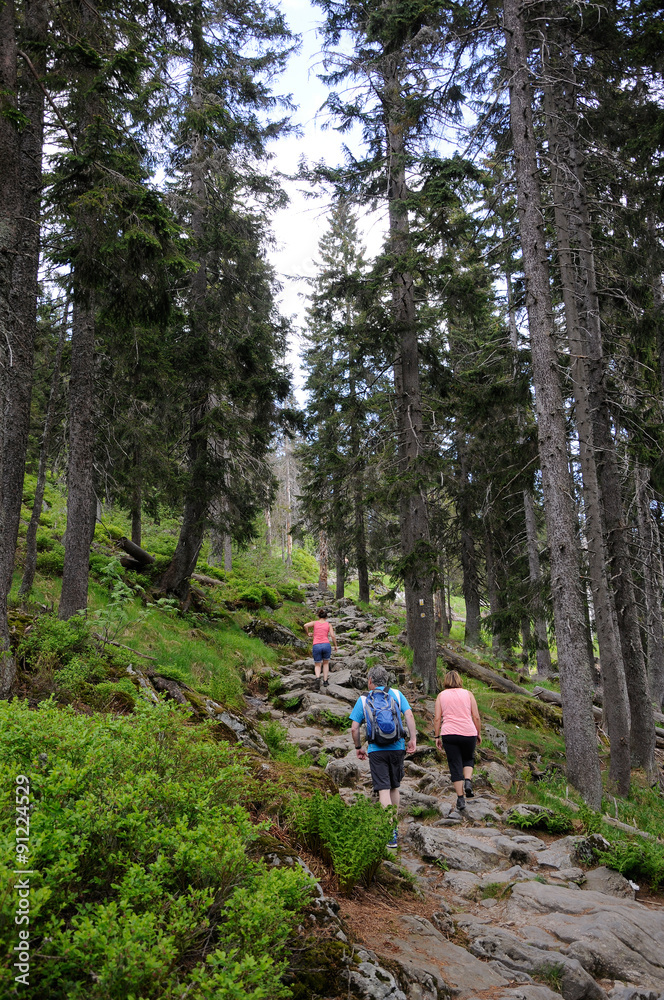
[322,680,329,688]
[387,830,398,849]
[464,779,474,798]
[456,795,466,812]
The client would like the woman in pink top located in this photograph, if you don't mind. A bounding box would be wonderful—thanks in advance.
[304,607,338,690]
[434,670,482,813]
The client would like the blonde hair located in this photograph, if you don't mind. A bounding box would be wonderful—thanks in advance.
[443,670,463,689]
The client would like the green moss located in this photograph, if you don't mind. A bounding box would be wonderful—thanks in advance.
[285,938,351,999]
[494,695,562,730]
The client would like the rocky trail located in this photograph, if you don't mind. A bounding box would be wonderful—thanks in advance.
[240,590,664,1000]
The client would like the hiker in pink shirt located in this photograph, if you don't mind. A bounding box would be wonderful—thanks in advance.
[434,670,482,814]
[304,607,338,690]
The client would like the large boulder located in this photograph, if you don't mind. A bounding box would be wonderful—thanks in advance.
[243,617,308,649]
[506,880,664,991]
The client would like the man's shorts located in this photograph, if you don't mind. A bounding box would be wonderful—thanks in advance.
[312,642,332,662]
[368,749,406,791]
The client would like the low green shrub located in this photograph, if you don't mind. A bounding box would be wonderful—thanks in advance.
[235,585,281,609]
[597,839,664,890]
[506,807,573,835]
[17,612,91,672]
[36,542,65,575]
[532,963,565,992]
[289,791,396,894]
[55,655,108,697]
[0,700,314,998]
[291,548,319,583]
[277,583,305,603]
[35,528,54,552]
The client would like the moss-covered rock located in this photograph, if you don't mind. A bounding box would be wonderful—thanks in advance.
[495,695,562,730]
[285,937,352,1000]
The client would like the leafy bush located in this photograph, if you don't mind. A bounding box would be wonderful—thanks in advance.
[235,585,281,610]
[0,700,314,997]
[36,542,65,575]
[291,548,319,583]
[18,613,91,672]
[260,720,309,766]
[278,583,305,603]
[35,528,54,552]
[289,791,396,894]
[55,655,108,698]
[597,839,664,890]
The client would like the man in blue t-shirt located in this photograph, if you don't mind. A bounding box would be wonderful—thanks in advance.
[349,665,417,848]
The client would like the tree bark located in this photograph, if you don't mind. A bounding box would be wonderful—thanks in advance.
[485,523,503,656]
[59,297,97,618]
[459,444,481,646]
[0,0,21,695]
[545,71,631,794]
[335,545,345,600]
[546,25,656,780]
[385,55,436,692]
[523,491,552,676]
[635,465,664,711]
[318,530,328,593]
[503,0,601,806]
[130,443,142,547]
[19,299,68,599]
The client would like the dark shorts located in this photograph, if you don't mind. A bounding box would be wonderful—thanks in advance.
[441,734,477,783]
[368,749,406,791]
[312,642,332,662]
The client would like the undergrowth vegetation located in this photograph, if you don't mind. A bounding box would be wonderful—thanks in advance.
[0,700,315,998]
[289,792,396,894]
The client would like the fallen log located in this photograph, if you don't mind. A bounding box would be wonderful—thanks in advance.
[92,633,157,661]
[533,685,603,722]
[437,645,528,696]
[119,537,155,565]
[192,573,221,586]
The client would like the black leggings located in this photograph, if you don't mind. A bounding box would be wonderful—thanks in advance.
[441,734,477,783]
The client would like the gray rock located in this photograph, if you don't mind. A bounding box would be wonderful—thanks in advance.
[350,948,408,1000]
[388,914,509,998]
[580,867,636,900]
[443,870,481,898]
[573,834,612,867]
[507,881,664,990]
[457,916,604,1000]
[484,761,514,789]
[407,824,509,872]
[325,683,361,705]
[485,724,509,755]
[459,799,502,823]
[536,836,582,871]
[480,865,539,887]
[326,757,360,787]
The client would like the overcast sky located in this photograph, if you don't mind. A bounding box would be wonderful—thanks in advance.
[268,0,387,399]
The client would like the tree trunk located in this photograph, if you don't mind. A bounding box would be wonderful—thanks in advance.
[59,297,97,618]
[546,27,656,780]
[523,491,552,676]
[459,445,481,646]
[0,8,20,690]
[335,545,345,600]
[318,530,328,593]
[439,554,450,638]
[635,465,664,711]
[19,299,68,599]
[385,57,436,691]
[265,508,272,547]
[485,524,503,656]
[545,73,631,795]
[130,443,142,547]
[503,0,601,806]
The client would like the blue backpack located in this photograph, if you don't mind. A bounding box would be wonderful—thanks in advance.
[361,688,404,747]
